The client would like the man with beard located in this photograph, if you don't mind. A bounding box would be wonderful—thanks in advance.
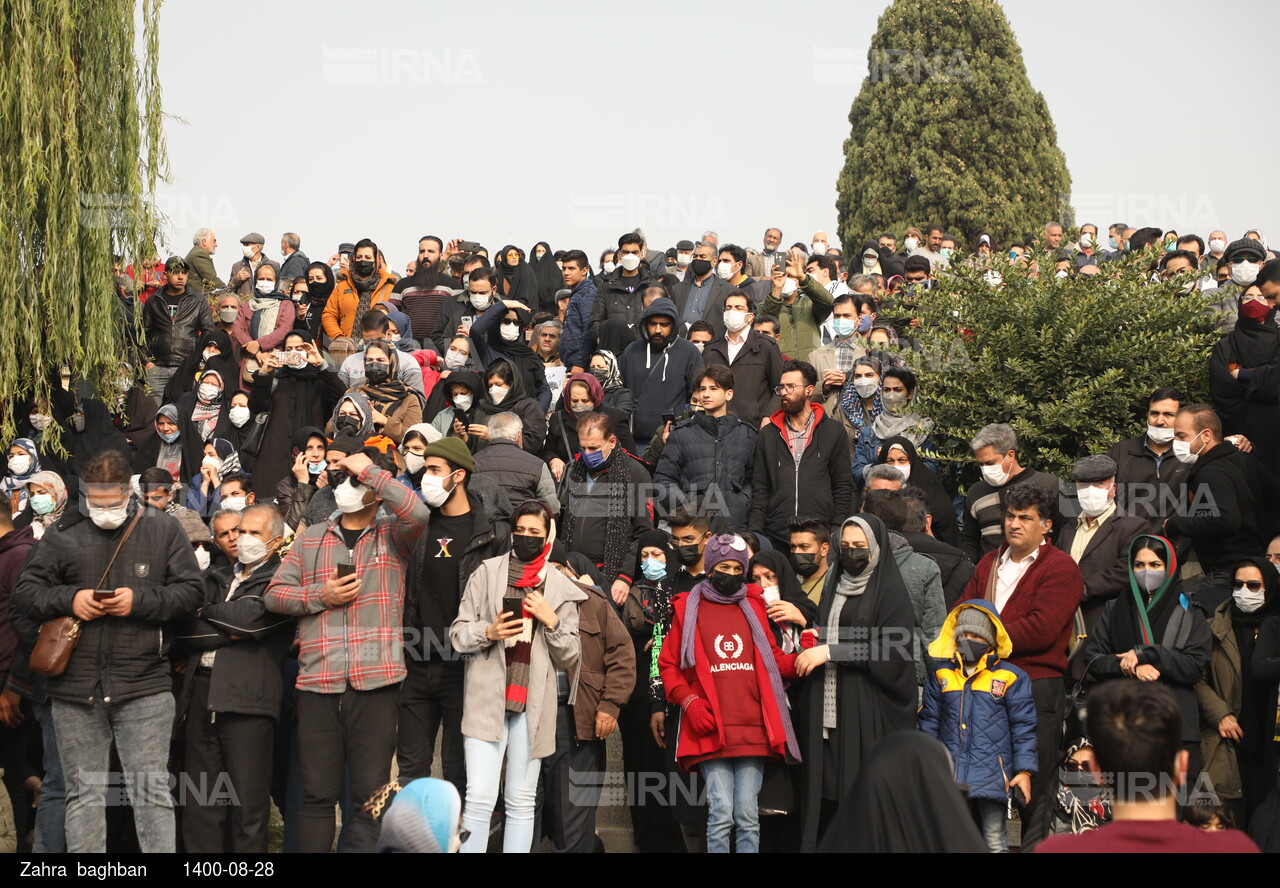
[748,360,853,551]
[618,297,704,442]
[394,236,457,340]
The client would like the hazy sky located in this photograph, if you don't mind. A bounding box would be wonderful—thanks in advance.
[152,0,1280,272]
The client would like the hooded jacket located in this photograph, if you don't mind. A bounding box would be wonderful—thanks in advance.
[618,298,705,442]
[918,600,1039,800]
[652,411,756,530]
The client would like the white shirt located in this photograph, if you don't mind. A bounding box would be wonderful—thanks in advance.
[726,329,748,364]
[994,541,1045,612]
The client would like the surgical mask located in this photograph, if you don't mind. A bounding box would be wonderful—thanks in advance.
[852,378,879,399]
[641,558,667,581]
[957,637,990,665]
[689,258,712,278]
[709,571,744,596]
[364,362,390,384]
[863,255,878,269]
[500,322,520,342]
[984,270,1003,288]
[89,503,129,530]
[603,261,616,274]
[940,247,955,260]
[1172,434,1206,465]
[159,428,180,444]
[219,307,238,324]
[255,279,275,294]
[618,253,642,272]
[673,543,702,566]
[512,534,545,563]
[197,383,221,402]
[114,376,132,393]
[202,348,217,362]
[1077,485,1112,518]
[444,349,468,369]
[761,584,781,604]
[387,332,400,344]
[488,385,509,404]
[403,452,425,474]
[715,261,734,280]
[29,414,52,431]
[333,480,371,513]
[677,252,692,267]
[8,455,31,476]
[1137,568,1166,595]
[308,459,324,475]
[904,238,919,251]
[237,533,271,565]
[221,495,247,512]
[453,393,473,411]
[781,278,798,296]
[1231,261,1260,286]
[1055,270,1069,279]
[569,401,591,416]
[352,259,375,276]
[723,310,748,333]
[1146,425,1174,445]
[241,245,256,259]
[832,317,856,338]
[692,341,704,353]
[881,391,909,412]
[30,493,55,515]
[811,242,826,255]
[857,315,873,333]
[1233,584,1266,613]
[1107,237,1118,251]
[1079,234,1094,250]
[839,548,871,576]
[202,455,222,471]
[229,406,251,427]
[1208,238,1226,254]
[421,473,454,508]
[193,546,211,571]
[581,448,606,470]
[469,292,491,311]
[790,552,820,577]
[981,457,1012,487]
[894,463,912,483]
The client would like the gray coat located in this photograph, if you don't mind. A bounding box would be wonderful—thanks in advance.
[450,554,585,759]
[889,532,946,682]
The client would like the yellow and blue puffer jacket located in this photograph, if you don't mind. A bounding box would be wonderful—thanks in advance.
[918,599,1039,800]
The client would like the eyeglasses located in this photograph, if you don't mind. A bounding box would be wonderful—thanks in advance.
[773,383,809,394]
[1234,580,1264,592]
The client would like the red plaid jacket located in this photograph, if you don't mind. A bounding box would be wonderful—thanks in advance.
[264,465,429,693]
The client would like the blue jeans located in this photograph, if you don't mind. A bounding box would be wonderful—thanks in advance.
[461,711,541,853]
[975,798,1008,852]
[701,756,765,854]
[52,692,176,853]
[32,701,66,853]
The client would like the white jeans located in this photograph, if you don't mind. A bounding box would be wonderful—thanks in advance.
[461,711,541,853]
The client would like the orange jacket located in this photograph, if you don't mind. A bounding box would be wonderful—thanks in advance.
[321,269,396,339]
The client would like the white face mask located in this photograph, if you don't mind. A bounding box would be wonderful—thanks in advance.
[852,378,879,399]
[500,322,520,342]
[618,253,642,272]
[8,455,31,476]
[202,455,222,471]
[761,584,780,604]
[219,307,239,324]
[88,503,129,530]
[237,533,272,565]
[1146,425,1174,445]
[1054,270,1069,279]
[229,406,251,427]
[1077,485,1112,518]
[403,452,425,474]
[114,376,133,393]
[715,261,734,280]
[444,349,468,370]
[453,393,473,411]
[202,348,217,362]
[332,481,371,514]
[894,463,912,483]
[677,252,692,267]
[241,245,257,259]
[29,414,52,431]
[1172,434,1207,464]
[1232,261,1260,286]
[904,238,919,251]
[469,292,491,311]
[603,262,616,274]
[197,382,221,402]
[420,473,455,508]
[1079,234,1094,250]
[723,310,749,333]
[1209,238,1227,255]
[863,255,878,269]
[1233,585,1266,613]
[811,243,826,255]
[692,341,705,354]
[781,278,798,296]
[255,279,275,294]
[489,385,509,404]
[980,455,1012,487]
[193,546,211,571]
[221,495,247,512]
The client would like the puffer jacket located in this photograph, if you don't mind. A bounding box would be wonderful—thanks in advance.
[652,412,756,529]
[11,503,205,704]
[142,285,216,366]
[918,600,1039,801]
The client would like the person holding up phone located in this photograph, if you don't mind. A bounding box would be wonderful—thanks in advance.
[449,501,583,853]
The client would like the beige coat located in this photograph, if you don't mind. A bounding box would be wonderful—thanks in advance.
[450,554,585,759]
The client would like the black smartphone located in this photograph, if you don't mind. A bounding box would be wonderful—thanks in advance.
[336,562,356,580]
[661,412,676,426]
[93,589,114,601]
[458,240,482,253]
[501,595,524,619]
[773,252,786,270]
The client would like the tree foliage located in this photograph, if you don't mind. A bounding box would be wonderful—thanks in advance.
[836,0,1071,249]
[905,251,1217,484]
[0,0,167,444]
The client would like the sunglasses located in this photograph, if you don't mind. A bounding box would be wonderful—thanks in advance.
[1234,580,1264,592]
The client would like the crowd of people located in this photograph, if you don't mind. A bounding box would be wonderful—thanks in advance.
[1,221,1279,854]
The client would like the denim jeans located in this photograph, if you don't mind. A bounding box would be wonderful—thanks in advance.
[701,756,765,854]
[32,701,66,853]
[974,798,1008,852]
[52,692,176,853]
[461,711,541,853]
[145,365,178,407]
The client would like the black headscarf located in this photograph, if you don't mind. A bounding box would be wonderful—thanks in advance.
[874,435,958,545]
[165,329,238,405]
[1230,554,1280,636]
[529,241,561,314]
[1109,534,1185,653]
[817,731,988,853]
[439,370,482,435]
[1227,298,1280,370]
[495,244,540,307]
[476,303,546,406]
[750,548,818,628]
[302,262,335,339]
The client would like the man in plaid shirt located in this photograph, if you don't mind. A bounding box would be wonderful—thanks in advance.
[265,448,428,852]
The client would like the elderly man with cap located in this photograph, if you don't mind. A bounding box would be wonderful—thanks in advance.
[1053,454,1149,679]
[142,255,215,404]
[670,239,696,282]
[228,232,280,299]
[399,437,510,797]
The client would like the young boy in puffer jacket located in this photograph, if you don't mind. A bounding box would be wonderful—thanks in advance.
[918,600,1037,852]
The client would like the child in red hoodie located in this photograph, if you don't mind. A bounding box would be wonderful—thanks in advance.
[659,533,801,853]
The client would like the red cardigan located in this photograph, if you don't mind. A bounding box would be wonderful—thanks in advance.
[959,542,1084,680]
[658,584,799,771]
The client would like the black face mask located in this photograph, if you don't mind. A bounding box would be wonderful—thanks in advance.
[690,258,712,278]
[308,278,335,300]
[335,416,361,435]
[590,367,609,385]
[327,468,348,489]
[352,260,375,277]
[512,534,544,563]
[957,637,991,665]
[673,543,702,567]
[790,552,820,577]
[709,571,744,596]
[364,363,390,384]
[840,549,871,576]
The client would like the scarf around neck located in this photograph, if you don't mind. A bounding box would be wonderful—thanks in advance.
[824,516,880,733]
